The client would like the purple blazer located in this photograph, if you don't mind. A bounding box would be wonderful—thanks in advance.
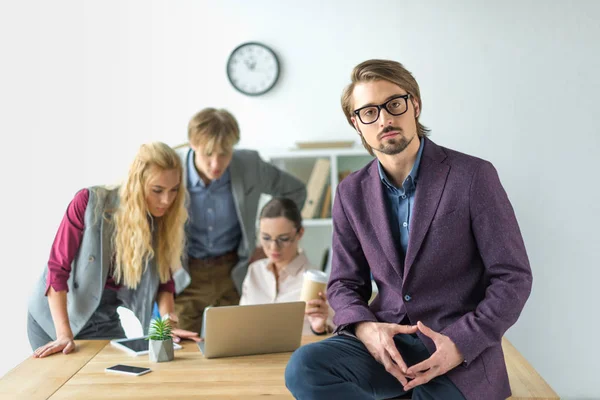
[328,137,532,400]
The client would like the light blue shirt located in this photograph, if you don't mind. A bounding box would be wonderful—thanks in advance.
[377,138,424,267]
[186,151,242,259]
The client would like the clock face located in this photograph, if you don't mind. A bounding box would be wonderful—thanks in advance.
[226,42,280,96]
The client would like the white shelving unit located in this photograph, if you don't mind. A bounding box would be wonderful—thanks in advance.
[303,218,332,227]
[259,146,374,269]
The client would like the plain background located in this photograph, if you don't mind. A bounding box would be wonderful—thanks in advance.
[1,1,598,398]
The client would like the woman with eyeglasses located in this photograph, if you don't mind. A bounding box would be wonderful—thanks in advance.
[239,197,334,335]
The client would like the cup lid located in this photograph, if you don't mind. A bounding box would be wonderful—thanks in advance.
[304,269,328,283]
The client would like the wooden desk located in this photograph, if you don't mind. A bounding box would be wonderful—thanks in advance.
[0,341,106,400]
[0,336,557,400]
[502,338,559,400]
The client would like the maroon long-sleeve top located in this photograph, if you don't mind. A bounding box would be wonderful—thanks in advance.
[46,189,175,294]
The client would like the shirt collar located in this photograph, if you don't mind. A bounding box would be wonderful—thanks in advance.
[377,137,424,192]
[267,251,310,280]
[187,150,202,187]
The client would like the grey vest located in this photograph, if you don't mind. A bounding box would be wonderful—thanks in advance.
[28,186,160,339]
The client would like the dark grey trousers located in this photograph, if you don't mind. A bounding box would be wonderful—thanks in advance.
[285,333,466,400]
[28,289,126,350]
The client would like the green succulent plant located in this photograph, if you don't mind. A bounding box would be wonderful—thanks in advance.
[148,317,173,341]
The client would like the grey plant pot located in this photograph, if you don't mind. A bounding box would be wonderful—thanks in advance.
[149,338,174,362]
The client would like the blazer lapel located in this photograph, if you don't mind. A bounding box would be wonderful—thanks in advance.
[404,138,449,279]
[364,162,405,280]
[181,148,191,189]
[228,153,248,250]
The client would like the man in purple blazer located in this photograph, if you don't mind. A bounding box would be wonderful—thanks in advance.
[285,60,533,400]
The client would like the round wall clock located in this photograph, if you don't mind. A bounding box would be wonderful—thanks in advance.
[226,42,280,96]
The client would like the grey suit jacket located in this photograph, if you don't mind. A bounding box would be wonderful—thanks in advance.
[175,147,307,294]
[28,187,161,339]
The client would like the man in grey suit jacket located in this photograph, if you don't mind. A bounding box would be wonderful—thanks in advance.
[173,108,306,334]
[285,60,532,400]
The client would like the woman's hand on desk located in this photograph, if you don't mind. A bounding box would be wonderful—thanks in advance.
[33,335,76,358]
[172,328,203,343]
[163,312,202,343]
[306,292,329,334]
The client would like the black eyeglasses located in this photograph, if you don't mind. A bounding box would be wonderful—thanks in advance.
[353,94,410,125]
[260,231,299,248]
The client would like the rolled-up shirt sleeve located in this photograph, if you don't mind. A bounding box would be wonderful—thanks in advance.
[45,189,89,295]
[158,275,175,294]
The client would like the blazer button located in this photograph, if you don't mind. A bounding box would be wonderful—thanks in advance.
[404,294,412,302]
[88,256,95,262]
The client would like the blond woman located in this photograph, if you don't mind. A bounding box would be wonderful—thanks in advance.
[28,142,199,357]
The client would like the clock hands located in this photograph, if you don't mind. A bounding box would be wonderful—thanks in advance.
[244,58,257,71]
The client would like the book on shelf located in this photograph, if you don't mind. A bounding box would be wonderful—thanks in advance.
[319,185,332,219]
[295,140,355,149]
[301,158,330,219]
[338,170,352,182]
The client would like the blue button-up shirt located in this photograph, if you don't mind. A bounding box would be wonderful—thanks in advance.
[377,138,424,264]
[187,151,242,259]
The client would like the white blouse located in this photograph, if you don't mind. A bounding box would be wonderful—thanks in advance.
[240,251,333,335]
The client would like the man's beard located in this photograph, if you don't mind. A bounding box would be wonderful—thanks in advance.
[375,127,415,155]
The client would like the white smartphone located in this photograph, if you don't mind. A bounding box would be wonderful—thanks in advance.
[105,364,152,376]
[110,336,182,356]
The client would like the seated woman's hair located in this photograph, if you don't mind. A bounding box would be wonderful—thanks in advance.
[260,197,302,230]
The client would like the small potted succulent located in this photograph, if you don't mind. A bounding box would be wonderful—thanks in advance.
[148,316,174,362]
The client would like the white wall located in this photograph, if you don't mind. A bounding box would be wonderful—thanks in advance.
[1,1,598,398]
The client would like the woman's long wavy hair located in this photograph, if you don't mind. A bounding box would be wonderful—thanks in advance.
[112,142,187,289]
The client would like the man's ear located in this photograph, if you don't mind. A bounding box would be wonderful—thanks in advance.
[351,118,361,136]
[412,98,421,118]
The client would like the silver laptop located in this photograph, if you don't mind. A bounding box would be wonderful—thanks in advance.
[197,302,305,359]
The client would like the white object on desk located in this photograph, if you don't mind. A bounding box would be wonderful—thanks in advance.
[111,337,182,356]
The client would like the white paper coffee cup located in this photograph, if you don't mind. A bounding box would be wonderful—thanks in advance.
[300,270,328,303]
